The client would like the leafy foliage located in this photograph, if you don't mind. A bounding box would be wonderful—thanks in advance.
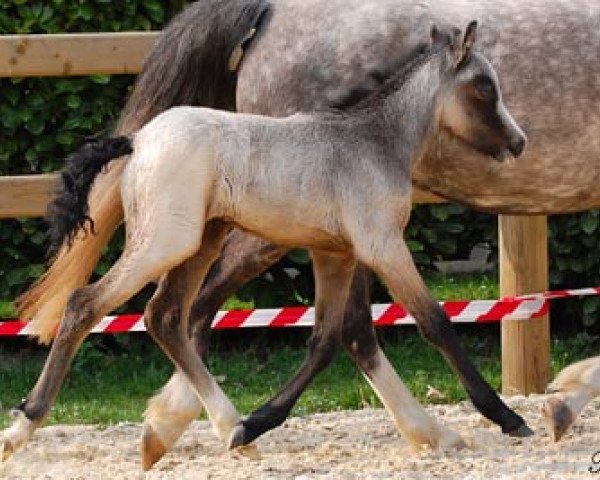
[406,206,600,331]
[406,204,497,268]
[0,2,598,331]
[549,212,600,330]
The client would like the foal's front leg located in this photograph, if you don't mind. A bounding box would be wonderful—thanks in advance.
[341,266,465,450]
[228,250,356,449]
[356,234,533,437]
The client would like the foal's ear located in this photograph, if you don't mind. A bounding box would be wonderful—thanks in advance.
[430,24,456,47]
[430,24,445,45]
[456,20,478,67]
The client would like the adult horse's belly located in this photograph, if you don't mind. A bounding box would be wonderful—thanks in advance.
[238,0,600,214]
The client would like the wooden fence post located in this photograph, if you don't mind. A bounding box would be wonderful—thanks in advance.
[499,215,550,395]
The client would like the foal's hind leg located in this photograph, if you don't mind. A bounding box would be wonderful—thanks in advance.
[1,228,201,462]
[228,250,356,449]
[142,221,261,468]
[355,234,533,438]
[142,230,287,467]
[341,266,465,450]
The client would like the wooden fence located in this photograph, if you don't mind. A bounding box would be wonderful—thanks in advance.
[0,32,549,395]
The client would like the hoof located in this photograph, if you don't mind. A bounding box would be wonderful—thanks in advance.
[1,438,14,463]
[141,424,168,471]
[541,397,574,442]
[1,409,36,462]
[437,430,467,451]
[227,423,248,450]
[227,424,262,459]
[234,443,262,460]
[507,423,535,438]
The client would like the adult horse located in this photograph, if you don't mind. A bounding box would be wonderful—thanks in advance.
[4,22,526,465]
[12,0,600,467]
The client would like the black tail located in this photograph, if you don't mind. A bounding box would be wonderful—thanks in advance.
[117,0,270,134]
[46,137,133,258]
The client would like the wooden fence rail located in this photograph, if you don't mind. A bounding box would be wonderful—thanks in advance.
[0,32,549,395]
[0,32,158,77]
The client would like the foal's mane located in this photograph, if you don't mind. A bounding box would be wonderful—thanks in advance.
[329,41,442,115]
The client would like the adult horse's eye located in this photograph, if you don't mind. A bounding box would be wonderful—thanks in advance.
[475,81,495,101]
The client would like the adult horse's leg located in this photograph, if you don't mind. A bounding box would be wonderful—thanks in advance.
[542,356,600,441]
[1,216,208,461]
[142,230,286,467]
[355,233,533,437]
[228,250,356,449]
[341,265,465,449]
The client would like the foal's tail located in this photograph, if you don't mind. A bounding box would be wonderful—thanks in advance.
[46,137,133,260]
[16,0,269,344]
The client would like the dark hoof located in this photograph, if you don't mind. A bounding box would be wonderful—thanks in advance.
[227,423,248,450]
[508,423,535,438]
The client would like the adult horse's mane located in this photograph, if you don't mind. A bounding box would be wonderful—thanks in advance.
[328,40,437,114]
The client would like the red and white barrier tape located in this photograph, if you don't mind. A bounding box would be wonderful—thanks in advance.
[1,286,597,336]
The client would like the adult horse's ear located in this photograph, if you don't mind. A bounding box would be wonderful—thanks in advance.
[456,20,477,67]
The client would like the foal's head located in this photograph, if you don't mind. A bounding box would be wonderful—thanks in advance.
[435,22,526,162]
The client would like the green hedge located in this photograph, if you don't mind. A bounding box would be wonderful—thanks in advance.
[1,1,598,329]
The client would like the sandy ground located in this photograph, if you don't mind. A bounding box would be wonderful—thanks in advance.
[1,395,599,480]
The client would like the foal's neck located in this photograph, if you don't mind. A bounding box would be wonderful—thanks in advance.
[380,57,444,169]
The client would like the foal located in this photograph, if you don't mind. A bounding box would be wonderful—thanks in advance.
[2,22,526,463]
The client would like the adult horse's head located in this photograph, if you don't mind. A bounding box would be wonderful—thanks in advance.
[436,21,526,162]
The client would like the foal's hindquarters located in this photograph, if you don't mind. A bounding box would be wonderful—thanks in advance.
[1,116,245,463]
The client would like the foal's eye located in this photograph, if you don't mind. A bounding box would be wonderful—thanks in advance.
[475,82,495,100]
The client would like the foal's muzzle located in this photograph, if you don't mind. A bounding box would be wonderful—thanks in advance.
[508,134,526,158]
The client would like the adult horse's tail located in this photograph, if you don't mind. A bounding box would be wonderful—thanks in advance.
[16,0,270,343]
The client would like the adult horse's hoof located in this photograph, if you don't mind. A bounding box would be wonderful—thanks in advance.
[541,397,574,442]
[141,424,168,471]
[507,423,535,437]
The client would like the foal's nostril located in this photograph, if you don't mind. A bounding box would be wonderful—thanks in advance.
[509,135,526,158]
